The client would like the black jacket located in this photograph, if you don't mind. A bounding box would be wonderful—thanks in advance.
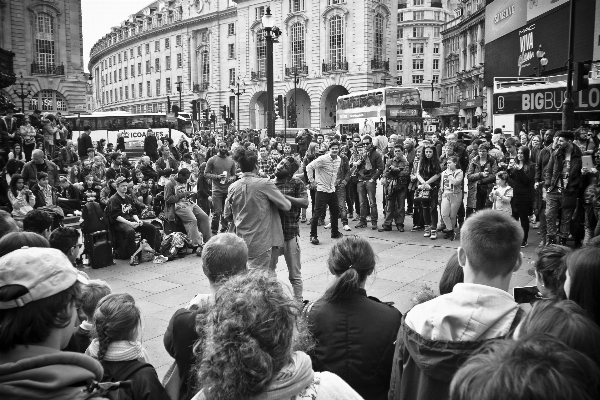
[144,136,158,156]
[544,144,583,195]
[78,132,93,159]
[100,359,169,400]
[306,289,402,400]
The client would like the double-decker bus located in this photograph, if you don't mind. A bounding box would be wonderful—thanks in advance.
[336,87,423,138]
[65,111,194,158]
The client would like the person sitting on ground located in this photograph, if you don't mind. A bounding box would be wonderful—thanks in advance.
[389,209,525,400]
[0,248,101,400]
[86,293,169,400]
[193,270,363,400]
[163,233,248,400]
[106,152,130,181]
[56,176,82,215]
[138,156,158,181]
[31,171,64,227]
[304,235,401,400]
[135,182,153,207]
[449,333,600,400]
[563,246,600,325]
[7,174,35,219]
[533,245,570,300]
[21,149,59,188]
[49,227,83,266]
[22,209,53,239]
[0,231,49,257]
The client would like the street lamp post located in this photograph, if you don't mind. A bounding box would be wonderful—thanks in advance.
[535,45,548,77]
[430,80,434,101]
[230,78,246,132]
[261,7,281,138]
[13,73,32,112]
[175,79,183,112]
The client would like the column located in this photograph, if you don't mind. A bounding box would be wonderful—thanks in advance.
[466,30,472,70]
[477,24,484,65]
[190,31,197,89]
[459,34,465,71]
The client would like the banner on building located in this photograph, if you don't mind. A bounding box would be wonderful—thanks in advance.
[484,0,527,44]
[493,83,600,114]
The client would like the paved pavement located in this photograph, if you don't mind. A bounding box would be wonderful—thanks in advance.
[85,197,539,378]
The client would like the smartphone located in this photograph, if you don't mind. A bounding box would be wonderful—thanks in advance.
[513,286,542,304]
[582,155,594,169]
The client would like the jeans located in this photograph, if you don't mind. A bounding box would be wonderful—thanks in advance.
[211,192,228,232]
[114,221,159,258]
[311,191,340,237]
[336,184,348,226]
[358,180,378,225]
[383,186,407,227]
[441,192,462,231]
[346,180,359,215]
[248,247,273,270]
[512,202,533,242]
[546,191,574,240]
[269,236,303,302]
[420,197,438,228]
[175,202,211,246]
[538,200,547,241]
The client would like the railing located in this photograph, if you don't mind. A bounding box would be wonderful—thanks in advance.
[251,70,266,80]
[193,82,210,92]
[322,59,348,73]
[31,63,64,75]
[285,64,308,77]
[371,59,389,71]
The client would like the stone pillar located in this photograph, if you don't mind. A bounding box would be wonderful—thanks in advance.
[477,24,484,65]
[466,30,472,70]
[459,34,465,71]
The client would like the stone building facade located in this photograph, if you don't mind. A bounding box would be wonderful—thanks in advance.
[439,0,485,129]
[0,0,87,113]
[88,0,398,130]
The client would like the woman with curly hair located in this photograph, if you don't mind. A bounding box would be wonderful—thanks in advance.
[86,293,169,400]
[195,270,362,400]
[303,236,402,400]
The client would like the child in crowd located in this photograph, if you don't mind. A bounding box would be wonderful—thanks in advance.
[135,182,154,207]
[490,171,513,214]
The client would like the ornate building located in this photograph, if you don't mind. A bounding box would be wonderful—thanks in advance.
[0,0,87,113]
[395,0,456,102]
[439,0,485,129]
[88,0,398,130]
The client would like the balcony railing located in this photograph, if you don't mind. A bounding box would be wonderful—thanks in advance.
[31,63,65,75]
[322,59,348,73]
[371,59,389,71]
[193,82,210,92]
[285,64,308,77]
[251,70,266,80]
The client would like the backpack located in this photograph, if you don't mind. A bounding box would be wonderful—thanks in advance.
[80,201,110,234]
[101,360,154,400]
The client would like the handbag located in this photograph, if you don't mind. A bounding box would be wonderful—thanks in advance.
[414,186,431,203]
[162,361,181,400]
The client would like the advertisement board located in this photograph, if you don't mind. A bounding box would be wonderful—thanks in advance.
[484,0,596,86]
[493,83,600,114]
[527,0,569,21]
[485,0,527,44]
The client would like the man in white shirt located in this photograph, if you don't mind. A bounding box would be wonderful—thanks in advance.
[306,141,344,245]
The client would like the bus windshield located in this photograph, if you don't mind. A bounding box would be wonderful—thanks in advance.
[386,89,421,106]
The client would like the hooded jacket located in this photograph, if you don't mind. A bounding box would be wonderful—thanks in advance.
[0,346,104,400]
[388,283,523,400]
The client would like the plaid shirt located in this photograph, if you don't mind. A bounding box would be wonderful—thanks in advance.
[257,157,276,178]
[274,177,307,241]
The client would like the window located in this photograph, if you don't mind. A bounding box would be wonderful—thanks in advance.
[433,43,440,54]
[109,58,112,67]
[131,84,135,98]
[166,55,171,70]
[433,59,439,70]
[147,81,151,97]
[118,69,122,80]
[290,0,304,12]
[155,41,160,52]
[124,51,128,61]
[433,75,439,84]
[255,6,265,21]
[28,90,67,111]
[155,58,160,71]
[131,64,134,76]
[146,60,150,74]
[113,71,117,82]
[156,79,161,96]
[229,68,236,86]
[414,0,423,5]
[138,63,142,75]
[413,27,424,37]
[139,83,143,97]
[374,14,384,61]
[201,50,210,84]
[177,53,182,68]
[412,75,424,83]
[165,38,170,49]
[137,46,142,56]
[125,86,129,99]
[118,53,121,63]
[413,43,424,54]
[291,22,305,68]
[177,76,182,83]
[397,76,403,85]
[145,43,150,54]
[397,46,403,55]
[397,27,403,39]
[412,59,424,70]
[398,60,403,70]
[201,31,208,43]
[228,43,235,59]
[398,12,403,22]
[176,35,182,46]
[119,87,123,101]
[329,15,344,63]
[257,32,266,74]
[109,73,112,84]
[166,77,171,94]
[130,48,134,58]
[228,23,235,35]
[413,11,424,20]
[434,11,441,20]
[434,27,440,38]
[110,91,113,103]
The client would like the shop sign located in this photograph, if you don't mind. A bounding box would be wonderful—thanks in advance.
[485,0,527,44]
[459,97,484,109]
[338,110,380,120]
[527,0,568,22]
[493,83,600,114]
[387,108,420,117]
[435,105,459,116]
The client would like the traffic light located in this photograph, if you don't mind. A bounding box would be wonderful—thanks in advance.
[190,100,197,121]
[171,104,179,117]
[210,112,216,124]
[202,108,209,122]
[277,95,284,119]
[220,105,227,120]
[573,62,592,92]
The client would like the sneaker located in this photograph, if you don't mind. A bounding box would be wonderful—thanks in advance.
[378,226,392,232]
[423,226,431,237]
[355,222,367,228]
[324,223,331,229]
[397,225,405,232]
[521,240,528,248]
[310,236,319,245]
[411,225,422,232]
[300,217,307,223]
[331,232,344,239]
[430,230,437,240]
[371,225,378,230]
[343,224,352,231]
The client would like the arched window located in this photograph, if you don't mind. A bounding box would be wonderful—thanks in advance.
[200,50,210,84]
[291,23,305,68]
[257,31,266,76]
[374,14,384,61]
[35,13,55,70]
[29,90,68,112]
[329,16,344,64]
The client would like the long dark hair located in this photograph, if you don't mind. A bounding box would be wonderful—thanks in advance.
[518,146,531,164]
[9,174,25,198]
[322,236,376,302]
[535,245,570,299]
[418,145,442,178]
[565,247,600,325]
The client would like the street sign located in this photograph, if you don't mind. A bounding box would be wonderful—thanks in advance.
[166,112,177,122]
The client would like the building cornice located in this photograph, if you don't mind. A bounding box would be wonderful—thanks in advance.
[441,7,485,37]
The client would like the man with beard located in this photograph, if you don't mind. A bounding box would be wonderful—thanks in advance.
[534,130,556,247]
[106,152,130,181]
[205,141,237,234]
[22,149,59,188]
[379,144,410,232]
[270,156,308,302]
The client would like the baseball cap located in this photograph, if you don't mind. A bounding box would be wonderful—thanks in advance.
[0,248,89,309]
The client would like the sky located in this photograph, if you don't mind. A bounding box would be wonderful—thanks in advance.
[82,0,153,70]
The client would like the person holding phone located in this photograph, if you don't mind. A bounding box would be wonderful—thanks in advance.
[508,147,535,247]
[8,174,35,218]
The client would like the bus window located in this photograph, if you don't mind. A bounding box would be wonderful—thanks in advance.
[366,95,375,107]
[177,119,193,135]
[359,95,368,107]
[374,93,383,106]
[129,116,152,129]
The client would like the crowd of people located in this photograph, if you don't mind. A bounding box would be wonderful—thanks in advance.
[0,108,600,399]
